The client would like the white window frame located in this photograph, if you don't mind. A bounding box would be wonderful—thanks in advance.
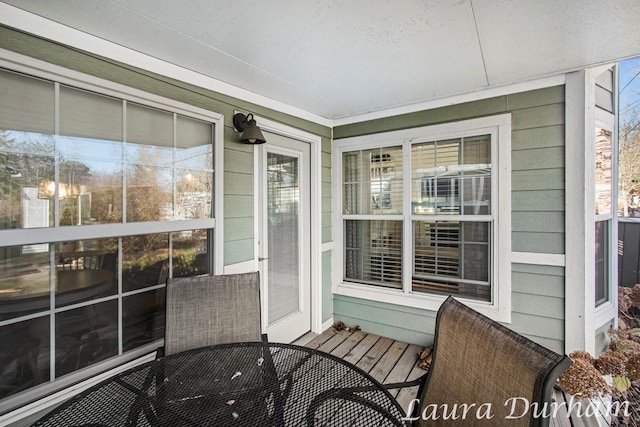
[332,114,512,323]
[594,107,618,327]
[0,50,224,413]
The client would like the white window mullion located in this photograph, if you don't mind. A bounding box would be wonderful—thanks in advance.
[49,245,55,381]
[117,238,123,356]
[122,100,128,223]
[53,82,60,227]
[403,140,412,295]
[50,82,60,381]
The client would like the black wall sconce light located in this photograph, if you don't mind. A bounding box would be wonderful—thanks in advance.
[233,112,266,144]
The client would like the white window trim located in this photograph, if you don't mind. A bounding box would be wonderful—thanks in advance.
[332,114,512,323]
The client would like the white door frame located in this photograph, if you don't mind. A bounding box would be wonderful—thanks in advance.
[251,115,323,338]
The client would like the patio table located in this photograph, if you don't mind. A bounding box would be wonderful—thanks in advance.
[32,341,409,426]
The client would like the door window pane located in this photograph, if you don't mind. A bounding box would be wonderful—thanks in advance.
[268,152,300,324]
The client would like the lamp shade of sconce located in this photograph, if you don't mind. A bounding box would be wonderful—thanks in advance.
[233,112,266,144]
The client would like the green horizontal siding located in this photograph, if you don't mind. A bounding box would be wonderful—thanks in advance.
[321,136,332,244]
[322,251,333,322]
[333,295,436,346]
[595,68,614,114]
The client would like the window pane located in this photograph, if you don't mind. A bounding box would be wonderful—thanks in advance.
[0,245,51,321]
[343,147,402,215]
[125,105,174,223]
[412,136,491,215]
[55,300,118,377]
[595,127,612,215]
[60,86,123,142]
[0,316,50,400]
[0,70,54,134]
[122,233,169,292]
[126,103,173,148]
[413,220,490,302]
[1,132,55,230]
[176,169,212,220]
[126,164,173,222]
[55,136,124,225]
[123,288,165,352]
[55,239,118,308]
[176,115,212,167]
[175,116,213,220]
[595,220,609,305]
[344,220,402,288]
[172,229,209,277]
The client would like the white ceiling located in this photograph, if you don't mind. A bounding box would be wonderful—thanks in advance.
[2,0,640,122]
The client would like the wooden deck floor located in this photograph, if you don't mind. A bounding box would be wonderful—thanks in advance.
[299,328,609,427]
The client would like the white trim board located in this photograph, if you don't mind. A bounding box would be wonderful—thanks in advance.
[334,75,566,126]
[510,252,566,267]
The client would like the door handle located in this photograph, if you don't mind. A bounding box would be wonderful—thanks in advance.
[258,257,269,261]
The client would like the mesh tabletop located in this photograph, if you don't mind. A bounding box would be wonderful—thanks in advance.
[32,342,409,427]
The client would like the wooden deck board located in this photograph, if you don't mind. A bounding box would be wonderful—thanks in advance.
[301,329,611,427]
[369,340,409,383]
[354,336,394,374]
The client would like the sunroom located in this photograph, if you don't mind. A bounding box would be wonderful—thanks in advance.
[0,0,639,424]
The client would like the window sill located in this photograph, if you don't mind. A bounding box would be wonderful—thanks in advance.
[334,281,511,323]
[595,299,617,329]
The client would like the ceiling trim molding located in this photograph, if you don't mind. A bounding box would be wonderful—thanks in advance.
[0,2,333,128]
[333,74,567,126]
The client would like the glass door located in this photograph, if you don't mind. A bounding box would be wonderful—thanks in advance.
[259,132,311,342]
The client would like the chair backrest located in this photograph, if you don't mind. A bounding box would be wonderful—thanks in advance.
[415,296,571,427]
[164,272,262,356]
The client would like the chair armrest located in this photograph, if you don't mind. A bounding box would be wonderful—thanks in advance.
[381,373,428,390]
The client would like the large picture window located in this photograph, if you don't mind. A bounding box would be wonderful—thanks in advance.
[334,115,511,321]
[0,67,220,405]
